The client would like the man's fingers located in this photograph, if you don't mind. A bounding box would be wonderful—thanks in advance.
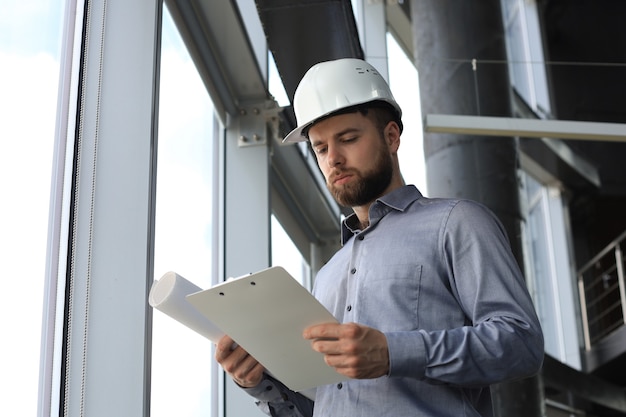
[229,355,265,388]
[305,323,390,379]
[224,349,252,373]
[214,336,265,388]
[310,337,344,355]
[303,322,342,340]
[215,335,237,361]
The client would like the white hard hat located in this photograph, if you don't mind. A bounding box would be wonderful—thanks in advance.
[283,58,402,143]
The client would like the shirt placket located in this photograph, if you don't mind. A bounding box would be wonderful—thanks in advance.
[346,228,369,324]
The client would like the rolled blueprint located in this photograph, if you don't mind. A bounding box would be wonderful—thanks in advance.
[149,271,225,342]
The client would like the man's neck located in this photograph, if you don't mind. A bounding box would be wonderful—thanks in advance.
[352,204,371,230]
[351,176,406,230]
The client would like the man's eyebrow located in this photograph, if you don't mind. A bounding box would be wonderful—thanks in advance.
[311,138,324,148]
[334,127,360,138]
[311,127,361,148]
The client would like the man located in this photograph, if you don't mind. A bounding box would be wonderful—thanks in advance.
[215,58,544,416]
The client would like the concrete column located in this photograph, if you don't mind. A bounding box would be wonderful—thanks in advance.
[412,0,521,253]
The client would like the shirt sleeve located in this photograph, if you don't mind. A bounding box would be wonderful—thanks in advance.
[241,374,315,417]
[385,200,544,387]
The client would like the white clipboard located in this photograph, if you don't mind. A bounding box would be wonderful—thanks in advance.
[186,266,347,393]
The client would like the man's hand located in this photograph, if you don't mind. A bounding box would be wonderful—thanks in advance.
[215,335,265,388]
[303,322,389,379]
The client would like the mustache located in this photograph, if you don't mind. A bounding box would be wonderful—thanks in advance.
[328,168,357,183]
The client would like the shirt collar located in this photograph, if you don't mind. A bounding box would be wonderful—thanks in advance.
[341,185,423,245]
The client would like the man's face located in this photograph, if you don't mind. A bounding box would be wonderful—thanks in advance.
[308,111,393,207]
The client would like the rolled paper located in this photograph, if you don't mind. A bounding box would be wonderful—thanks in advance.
[149,271,225,342]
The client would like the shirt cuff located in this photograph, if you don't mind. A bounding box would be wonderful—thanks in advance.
[385,331,427,379]
[241,376,283,402]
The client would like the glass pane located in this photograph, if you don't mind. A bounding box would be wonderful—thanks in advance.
[502,0,534,107]
[527,196,560,358]
[523,174,567,362]
[386,33,428,195]
[501,0,551,116]
[271,215,310,288]
[151,7,217,416]
[268,52,289,107]
[0,1,64,415]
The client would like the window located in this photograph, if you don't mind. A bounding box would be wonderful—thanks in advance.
[271,215,311,289]
[150,7,219,415]
[387,32,428,194]
[520,172,581,369]
[0,2,64,415]
[501,0,551,117]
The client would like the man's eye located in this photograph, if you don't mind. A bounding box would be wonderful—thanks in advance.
[315,147,327,155]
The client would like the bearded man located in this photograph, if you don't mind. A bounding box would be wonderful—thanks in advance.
[215,58,544,417]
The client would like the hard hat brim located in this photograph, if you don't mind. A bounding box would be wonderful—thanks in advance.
[282,98,402,143]
[283,122,310,143]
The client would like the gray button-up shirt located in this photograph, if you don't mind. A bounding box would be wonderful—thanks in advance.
[245,185,544,417]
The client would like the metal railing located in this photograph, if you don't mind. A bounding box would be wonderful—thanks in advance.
[578,229,626,351]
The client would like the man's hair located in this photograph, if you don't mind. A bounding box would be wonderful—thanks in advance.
[360,102,402,137]
[302,100,403,140]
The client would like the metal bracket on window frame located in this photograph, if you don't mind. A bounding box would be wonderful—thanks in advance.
[236,100,281,148]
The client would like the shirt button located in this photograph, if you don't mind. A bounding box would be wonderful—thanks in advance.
[358,234,364,240]
[337,383,343,389]
[350,268,356,274]
[346,305,352,311]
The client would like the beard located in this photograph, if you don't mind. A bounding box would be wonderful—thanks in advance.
[327,146,393,207]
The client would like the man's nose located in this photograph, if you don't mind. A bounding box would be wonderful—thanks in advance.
[327,143,344,167]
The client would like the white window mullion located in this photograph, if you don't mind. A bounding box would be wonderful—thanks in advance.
[39,0,87,415]
[61,0,161,416]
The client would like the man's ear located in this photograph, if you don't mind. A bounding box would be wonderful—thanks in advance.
[385,121,401,153]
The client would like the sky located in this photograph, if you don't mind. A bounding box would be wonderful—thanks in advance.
[0,1,64,415]
[0,2,425,416]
